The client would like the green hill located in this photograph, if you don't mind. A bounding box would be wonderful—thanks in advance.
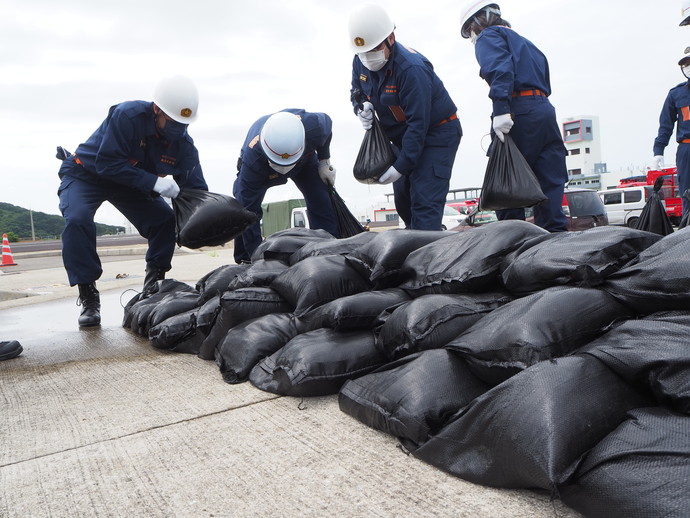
[0,202,124,241]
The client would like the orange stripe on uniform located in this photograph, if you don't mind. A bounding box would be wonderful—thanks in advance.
[682,106,690,121]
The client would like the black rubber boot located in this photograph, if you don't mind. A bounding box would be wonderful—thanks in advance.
[77,283,101,327]
[143,267,165,294]
[0,340,22,361]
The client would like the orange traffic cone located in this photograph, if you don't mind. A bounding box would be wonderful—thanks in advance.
[1,233,17,267]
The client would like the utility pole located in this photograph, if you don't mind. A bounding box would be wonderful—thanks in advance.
[29,209,35,241]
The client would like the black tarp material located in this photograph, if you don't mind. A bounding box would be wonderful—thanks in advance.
[270,255,372,317]
[445,286,632,386]
[226,259,290,291]
[376,292,513,361]
[345,229,453,289]
[339,349,491,448]
[249,328,386,397]
[559,407,690,518]
[122,279,197,334]
[399,220,549,296]
[679,189,690,229]
[603,227,690,313]
[579,310,690,414]
[195,264,249,305]
[297,288,410,333]
[250,228,334,263]
[216,312,301,384]
[412,355,655,494]
[634,176,675,236]
[329,187,365,237]
[479,135,547,211]
[352,116,396,184]
[501,226,662,296]
[173,188,258,249]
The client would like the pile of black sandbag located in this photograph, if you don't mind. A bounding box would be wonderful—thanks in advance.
[123,222,690,518]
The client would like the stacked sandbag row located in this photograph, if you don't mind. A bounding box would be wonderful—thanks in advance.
[122,223,690,518]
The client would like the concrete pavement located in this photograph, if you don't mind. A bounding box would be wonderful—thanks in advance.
[0,244,583,518]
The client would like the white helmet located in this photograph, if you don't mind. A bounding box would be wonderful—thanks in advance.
[348,4,395,53]
[260,112,305,166]
[460,1,501,38]
[152,75,199,124]
[682,0,690,26]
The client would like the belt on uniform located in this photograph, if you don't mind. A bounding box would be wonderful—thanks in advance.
[681,139,690,143]
[435,113,458,126]
[512,89,547,98]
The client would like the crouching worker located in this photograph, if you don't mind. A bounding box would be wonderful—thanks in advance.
[232,109,340,264]
[57,75,209,327]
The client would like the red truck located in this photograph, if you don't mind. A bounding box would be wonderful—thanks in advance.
[617,167,682,225]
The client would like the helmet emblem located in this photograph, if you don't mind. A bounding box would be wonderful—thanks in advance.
[280,152,291,159]
[354,37,365,47]
[180,108,193,118]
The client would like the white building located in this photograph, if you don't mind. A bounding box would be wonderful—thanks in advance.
[561,116,607,190]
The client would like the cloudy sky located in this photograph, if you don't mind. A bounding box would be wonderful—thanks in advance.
[1,0,688,227]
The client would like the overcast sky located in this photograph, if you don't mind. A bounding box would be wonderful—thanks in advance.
[1,0,688,227]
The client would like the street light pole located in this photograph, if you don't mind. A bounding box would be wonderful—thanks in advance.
[29,209,35,241]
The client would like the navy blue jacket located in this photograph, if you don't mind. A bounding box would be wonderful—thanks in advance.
[350,42,458,175]
[654,81,690,155]
[59,100,207,191]
[475,26,552,116]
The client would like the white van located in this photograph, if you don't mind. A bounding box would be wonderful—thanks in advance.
[598,186,660,228]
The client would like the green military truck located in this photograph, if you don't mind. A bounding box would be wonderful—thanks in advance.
[260,199,308,238]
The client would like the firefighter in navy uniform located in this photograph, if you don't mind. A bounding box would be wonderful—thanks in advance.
[652,49,690,216]
[348,4,462,231]
[57,75,208,327]
[460,1,568,232]
[232,109,340,264]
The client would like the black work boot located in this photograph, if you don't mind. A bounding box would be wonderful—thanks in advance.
[143,267,166,294]
[77,283,101,327]
[0,340,22,361]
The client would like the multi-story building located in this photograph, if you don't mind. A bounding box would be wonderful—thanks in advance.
[561,116,607,190]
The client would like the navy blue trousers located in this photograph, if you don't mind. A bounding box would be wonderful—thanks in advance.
[58,175,176,286]
[495,96,568,232]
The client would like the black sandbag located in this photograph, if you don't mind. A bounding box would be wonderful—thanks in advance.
[376,292,513,361]
[216,313,301,384]
[250,227,334,263]
[479,134,547,211]
[297,288,411,332]
[196,264,249,304]
[329,187,365,237]
[149,308,202,354]
[412,355,655,493]
[559,407,690,518]
[289,231,376,265]
[147,295,221,355]
[194,296,224,360]
[400,220,549,296]
[446,286,632,386]
[199,287,293,355]
[146,291,200,333]
[173,188,258,249]
[226,259,290,291]
[270,255,372,317]
[603,227,690,313]
[339,349,491,448]
[249,328,386,397]
[501,226,662,296]
[579,310,690,414]
[122,279,197,335]
[352,115,396,184]
[634,176,674,236]
[345,229,453,289]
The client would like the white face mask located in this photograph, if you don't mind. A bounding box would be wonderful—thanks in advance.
[358,49,388,72]
[268,161,295,175]
[470,31,478,45]
[683,65,690,79]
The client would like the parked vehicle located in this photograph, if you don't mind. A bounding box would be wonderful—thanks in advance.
[447,199,479,216]
[399,204,467,230]
[616,167,681,225]
[463,188,608,230]
[598,186,663,228]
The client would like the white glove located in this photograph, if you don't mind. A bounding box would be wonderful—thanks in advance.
[358,101,374,131]
[318,159,336,186]
[153,176,180,198]
[492,113,514,142]
[652,155,664,170]
[378,165,402,185]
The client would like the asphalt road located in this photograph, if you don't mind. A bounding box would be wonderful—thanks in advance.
[8,235,147,254]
